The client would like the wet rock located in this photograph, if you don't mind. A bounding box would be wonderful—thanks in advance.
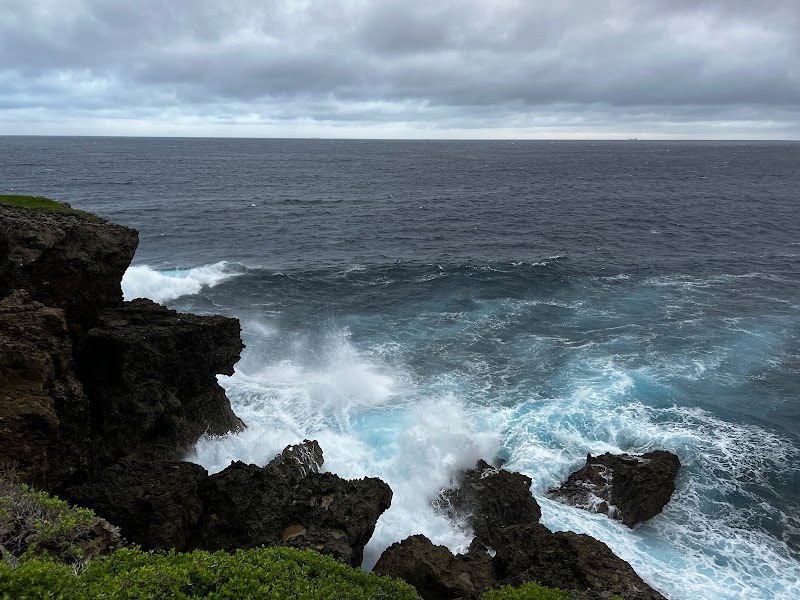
[77,299,244,470]
[196,454,392,567]
[437,459,541,546]
[266,439,323,478]
[549,451,681,527]
[492,523,665,600]
[373,534,497,599]
[0,203,137,328]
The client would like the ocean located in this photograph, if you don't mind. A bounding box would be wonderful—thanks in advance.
[2,136,799,599]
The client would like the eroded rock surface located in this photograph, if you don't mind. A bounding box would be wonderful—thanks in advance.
[378,458,665,599]
[374,535,496,599]
[78,299,244,470]
[66,441,392,568]
[437,459,541,546]
[0,291,88,487]
[0,203,137,328]
[549,451,681,527]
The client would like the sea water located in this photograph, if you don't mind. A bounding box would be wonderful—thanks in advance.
[2,137,799,599]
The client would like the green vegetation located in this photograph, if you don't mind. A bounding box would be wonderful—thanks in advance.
[0,478,97,564]
[480,582,574,599]
[0,547,422,599]
[0,194,94,218]
[1,478,420,599]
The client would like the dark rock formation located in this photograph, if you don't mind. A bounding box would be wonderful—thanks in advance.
[1,202,245,487]
[0,203,137,328]
[66,441,392,568]
[77,299,244,470]
[0,290,89,487]
[377,458,665,599]
[374,535,496,599]
[549,451,681,527]
[196,443,391,567]
[437,459,541,546]
[64,458,208,552]
[491,524,665,600]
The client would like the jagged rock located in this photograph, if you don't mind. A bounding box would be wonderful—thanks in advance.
[77,298,244,470]
[67,442,392,568]
[0,290,88,487]
[65,458,208,551]
[437,459,541,546]
[0,202,137,327]
[492,524,665,600]
[549,451,681,527]
[373,535,496,600]
[196,456,392,567]
[80,516,126,559]
[266,439,323,478]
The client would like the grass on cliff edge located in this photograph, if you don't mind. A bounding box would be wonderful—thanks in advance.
[0,194,95,218]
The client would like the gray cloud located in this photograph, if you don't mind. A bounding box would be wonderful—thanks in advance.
[1,0,798,137]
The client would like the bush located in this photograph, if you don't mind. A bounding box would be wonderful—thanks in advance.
[0,546,422,599]
[0,477,96,563]
[481,581,574,599]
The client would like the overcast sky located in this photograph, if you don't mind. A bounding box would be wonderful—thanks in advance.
[1,0,798,138]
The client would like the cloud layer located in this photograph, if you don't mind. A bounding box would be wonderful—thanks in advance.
[1,0,798,137]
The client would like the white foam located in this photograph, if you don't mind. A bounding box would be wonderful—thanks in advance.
[122,261,241,303]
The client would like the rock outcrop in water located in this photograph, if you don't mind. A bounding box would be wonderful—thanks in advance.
[375,459,665,600]
[549,451,681,527]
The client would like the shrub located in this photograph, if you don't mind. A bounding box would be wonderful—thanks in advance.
[0,546,422,599]
[481,581,574,599]
[0,477,96,564]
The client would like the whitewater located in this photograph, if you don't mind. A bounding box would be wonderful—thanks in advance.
[5,137,800,599]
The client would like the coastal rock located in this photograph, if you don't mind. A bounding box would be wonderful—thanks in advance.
[0,203,137,327]
[373,534,496,599]
[77,298,245,470]
[437,459,541,545]
[196,455,392,567]
[549,451,681,527]
[0,290,88,487]
[265,439,324,478]
[68,442,391,567]
[64,458,208,551]
[492,524,665,600]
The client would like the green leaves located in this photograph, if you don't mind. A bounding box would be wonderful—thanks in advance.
[1,547,422,599]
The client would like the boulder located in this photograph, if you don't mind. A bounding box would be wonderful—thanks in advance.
[77,299,245,470]
[549,451,681,527]
[436,459,541,546]
[0,202,137,328]
[373,534,496,600]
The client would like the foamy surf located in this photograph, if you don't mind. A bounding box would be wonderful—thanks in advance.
[122,261,242,303]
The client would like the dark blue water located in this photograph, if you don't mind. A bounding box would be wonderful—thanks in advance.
[2,137,799,599]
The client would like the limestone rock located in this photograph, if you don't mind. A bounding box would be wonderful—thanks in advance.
[0,290,88,487]
[437,459,541,546]
[549,451,681,527]
[0,203,137,327]
[77,299,245,470]
[373,534,496,600]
